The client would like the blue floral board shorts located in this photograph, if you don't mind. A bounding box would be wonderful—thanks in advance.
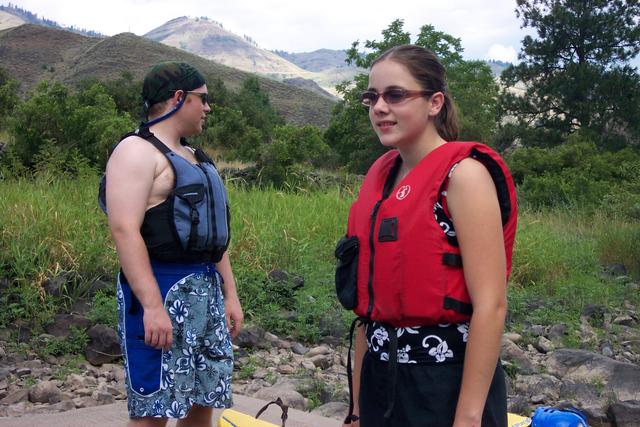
[116,260,234,419]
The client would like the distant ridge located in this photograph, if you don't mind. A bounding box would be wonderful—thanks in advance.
[144,16,354,97]
[0,3,102,37]
[0,24,335,127]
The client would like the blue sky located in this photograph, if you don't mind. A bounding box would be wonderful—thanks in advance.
[5,0,532,62]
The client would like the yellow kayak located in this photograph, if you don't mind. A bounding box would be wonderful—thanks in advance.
[509,412,532,427]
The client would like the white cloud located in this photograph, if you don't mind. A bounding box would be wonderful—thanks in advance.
[486,44,518,63]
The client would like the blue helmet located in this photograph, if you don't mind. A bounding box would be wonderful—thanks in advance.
[532,407,588,427]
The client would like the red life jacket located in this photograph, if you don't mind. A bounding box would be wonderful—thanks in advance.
[346,141,517,327]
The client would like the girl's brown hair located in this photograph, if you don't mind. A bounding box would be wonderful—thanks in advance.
[372,44,459,141]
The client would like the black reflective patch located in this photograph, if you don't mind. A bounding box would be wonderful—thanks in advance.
[443,297,473,315]
[378,217,398,242]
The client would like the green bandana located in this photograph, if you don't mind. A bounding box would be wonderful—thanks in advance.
[141,62,206,107]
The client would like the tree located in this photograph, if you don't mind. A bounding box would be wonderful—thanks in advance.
[9,81,132,169]
[257,124,331,187]
[325,19,500,173]
[0,67,19,127]
[499,0,640,149]
[233,77,284,143]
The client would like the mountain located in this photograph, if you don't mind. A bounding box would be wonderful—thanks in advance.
[0,8,24,31]
[144,17,353,96]
[0,4,102,36]
[487,59,512,77]
[144,18,312,79]
[274,49,355,73]
[0,24,335,127]
[274,48,363,91]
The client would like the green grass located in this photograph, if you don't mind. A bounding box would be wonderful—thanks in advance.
[1,173,639,346]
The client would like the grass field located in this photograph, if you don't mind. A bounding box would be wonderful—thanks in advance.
[1,173,638,345]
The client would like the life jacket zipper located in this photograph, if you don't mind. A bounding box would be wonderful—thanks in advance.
[366,199,383,317]
[196,164,214,249]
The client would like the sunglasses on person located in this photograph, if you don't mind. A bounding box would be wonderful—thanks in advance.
[184,91,209,105]
[172,90,209,105]
[360,88,436,107]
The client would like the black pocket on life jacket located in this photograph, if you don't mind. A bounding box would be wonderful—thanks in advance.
[173,184,206,251]
[334,235,359,310]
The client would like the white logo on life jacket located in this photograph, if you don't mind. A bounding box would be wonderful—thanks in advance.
[396,185,411,200]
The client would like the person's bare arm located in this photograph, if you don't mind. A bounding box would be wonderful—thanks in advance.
[447,158,507,427]
[106,137,173,351]
[215,251,243,338]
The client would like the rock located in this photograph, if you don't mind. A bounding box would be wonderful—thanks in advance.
[548,323,567,340]
[0,346,5,359]
[547,349,640,401]
[291,342,309,355]
[86,279,113,297]
[501,339,537,374]
[92,390,115,404]
[52,400,76,412]
[613,315,635,326]
[15,367,32,378]
[24,359,43,369]
[309,354,333,370]
[253,387,306,411]
[234,325,267,349]
[276,365,297,375]
[626,282,640,292]
[85,324,121,366]
[73,396,99,408]
[581,304,606,327]
[252,368,268,380]
[607,400,640,427]
[65,373,87,390]
[311,401,349,420]
[603,263,628,277]
[45,314,91,338]
[535,336,555,354]
[503,332,522,343]
[301,360,316,371]
[527,324,546,337]
[559,381,603,411]
[507,395,531,416]
[29,380,63,403]
[267,269,304,290]
[514,374,562,402]
[6,401,31,417]
[1,389,30,405]
[306,345,332,358]
[43,272,77,298]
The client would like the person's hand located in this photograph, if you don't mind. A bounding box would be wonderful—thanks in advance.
[224,295,244,338]
[143,305,173,351]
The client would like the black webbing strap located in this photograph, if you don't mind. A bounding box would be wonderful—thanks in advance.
[384,324,398,420]
[442,252,463,268]
[255,397,288,427]
[344,317,364,424]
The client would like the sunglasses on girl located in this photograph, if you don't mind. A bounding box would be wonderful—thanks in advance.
[360,88,436,107]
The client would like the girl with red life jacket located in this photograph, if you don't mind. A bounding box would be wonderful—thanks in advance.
[337,45,517,427]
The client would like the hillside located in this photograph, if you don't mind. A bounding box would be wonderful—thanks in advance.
[0,4,102,36]
[0,24,335,127]
[144,17,349,96]
[0,9,24,31]
[145,17,308,79]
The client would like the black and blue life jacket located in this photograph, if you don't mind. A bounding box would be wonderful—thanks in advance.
[99,127,230,263]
